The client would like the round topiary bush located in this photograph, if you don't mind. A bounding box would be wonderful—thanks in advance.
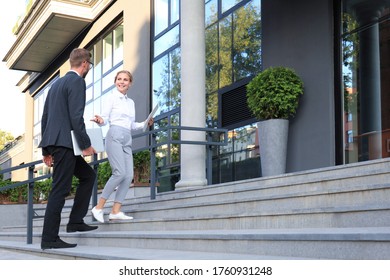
[246,66,304,120]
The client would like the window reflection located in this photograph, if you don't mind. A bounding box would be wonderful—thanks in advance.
[206,0,261,90]
[86,86,93,103]
[221,0,244,14]
[154,110,181,192]
[206,24,219,93]
[153,48,181,114]
[154,24,180,58]
[94,42,102,81]
[205,0,218,27]
[219,16,233,88]
[85,48,93,86]
[171,0,180,24]
[213,124,259,183]
[206,92,218,127]
[233,1,261,81]
[342,0,390,163]
[154,0,169,35]
[114,25,124,65]
[103,33,113,74]
[153,55,169,112]
[102,68,118,92]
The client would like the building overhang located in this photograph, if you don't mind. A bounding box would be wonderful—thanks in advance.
[3,0,115,73]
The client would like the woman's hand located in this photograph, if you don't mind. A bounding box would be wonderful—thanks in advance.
[148,117,154,127]
[91,115,103,124]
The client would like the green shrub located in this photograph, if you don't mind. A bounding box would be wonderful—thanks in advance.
[246,66,304,120]
[133,150,150,183]
[97,161,111,189]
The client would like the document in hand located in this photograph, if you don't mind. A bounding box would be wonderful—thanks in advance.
[143,104,159,132]
[71,128,105,156]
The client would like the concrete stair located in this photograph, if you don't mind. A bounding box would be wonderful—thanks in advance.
[1,158,390,259]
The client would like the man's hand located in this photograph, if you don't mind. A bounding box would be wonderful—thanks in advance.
[82,146,97,157]
[43,155,53,167]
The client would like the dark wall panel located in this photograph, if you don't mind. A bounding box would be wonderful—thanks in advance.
[262,0,336,172]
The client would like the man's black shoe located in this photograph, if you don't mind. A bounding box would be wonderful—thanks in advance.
[66,222,98,233]
[41,237,77,250]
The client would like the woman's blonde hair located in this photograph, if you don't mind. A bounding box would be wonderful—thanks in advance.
[115,70,133,83]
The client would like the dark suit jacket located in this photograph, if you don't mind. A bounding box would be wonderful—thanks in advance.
[39,71,91,156]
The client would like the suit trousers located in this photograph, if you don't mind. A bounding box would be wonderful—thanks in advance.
[41,146,96,242]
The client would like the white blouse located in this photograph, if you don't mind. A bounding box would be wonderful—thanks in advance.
[99,89,145,131]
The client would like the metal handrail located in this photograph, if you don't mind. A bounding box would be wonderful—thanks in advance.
[0,125,227,244]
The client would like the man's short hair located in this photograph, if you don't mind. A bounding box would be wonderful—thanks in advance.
[69,48,92,68]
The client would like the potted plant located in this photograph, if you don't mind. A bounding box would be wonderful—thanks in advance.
[246,66,304,176]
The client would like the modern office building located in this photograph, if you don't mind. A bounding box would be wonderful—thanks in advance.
[2,0,390,192]
[0,135,25,181]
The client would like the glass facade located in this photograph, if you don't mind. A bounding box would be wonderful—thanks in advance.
[24,0,390,187]
[152,0,261,187]
[342,0,390,163]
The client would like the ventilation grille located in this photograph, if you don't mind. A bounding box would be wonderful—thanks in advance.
[220,82,255,128]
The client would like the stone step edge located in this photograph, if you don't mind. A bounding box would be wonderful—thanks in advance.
[4,202,390,231]
[0,240,302,260]
[3,227,390,242]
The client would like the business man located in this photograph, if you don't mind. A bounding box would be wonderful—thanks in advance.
[39,48,98,250]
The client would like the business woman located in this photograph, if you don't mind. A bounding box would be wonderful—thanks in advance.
[39,48,98,250]
[91,70,153,222]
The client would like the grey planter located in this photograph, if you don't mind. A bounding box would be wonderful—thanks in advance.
[257,119,289,176]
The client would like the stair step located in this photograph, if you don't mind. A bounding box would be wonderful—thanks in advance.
[0,240,300,260]
[1,227,390,259]
[2,159,390,259]
[4,201,390,233]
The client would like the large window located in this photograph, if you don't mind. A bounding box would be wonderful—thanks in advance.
[205,0,261,183]
[152,0,181,192]
[153,0,181,114]
[205,0,261,126]
[152,0,261,186]
[342,0,390,163]
[85,23,124,138]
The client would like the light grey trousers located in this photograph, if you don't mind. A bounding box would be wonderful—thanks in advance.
[101,125,133,204]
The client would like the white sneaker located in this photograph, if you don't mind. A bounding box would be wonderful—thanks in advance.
[109,212,133,220]
[91,206,104,223]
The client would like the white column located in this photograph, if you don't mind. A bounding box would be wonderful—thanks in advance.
[175,0,207,189]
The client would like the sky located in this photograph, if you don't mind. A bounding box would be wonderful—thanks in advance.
[0,0,27,137]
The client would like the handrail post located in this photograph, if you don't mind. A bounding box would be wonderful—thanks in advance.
[206,131,213,185]
[27,164,35,244]
[91,154,98,221]
[150,132,157,200]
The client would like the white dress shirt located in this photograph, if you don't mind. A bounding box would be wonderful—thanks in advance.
[99,89,144,131]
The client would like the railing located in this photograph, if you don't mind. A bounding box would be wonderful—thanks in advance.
[0,125,227,244]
